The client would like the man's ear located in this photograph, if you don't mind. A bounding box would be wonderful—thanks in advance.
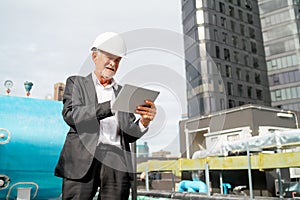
[91,51,98,62]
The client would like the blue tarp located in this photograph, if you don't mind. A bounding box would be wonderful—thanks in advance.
[0,95,68,199]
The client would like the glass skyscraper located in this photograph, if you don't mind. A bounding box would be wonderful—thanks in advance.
[258,0,300,111]
[182,0,271,118]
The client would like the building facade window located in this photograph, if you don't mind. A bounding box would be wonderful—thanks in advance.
[238,84,243,97]
[251,42,257,54]
[218,79,224,92]
[242,39,247,50]
[238,10,243,21]
[219,2,225,13]
[274,89,282,101]
[268,70,300,86]
[216,46,220,58]
[214,29,218,41]
[240,24,245,35]
[246,71,250,82]
[212,14,217,25]
[263,24,297,41]
[247,86,252,98]
[188,97,200,117]
[265,39,296,57]
[244,55,249,66]
[222,32,228,43]
[248,27,255,39]
[234,51,239,63]
[229,99,235,108]
[261,10,292,27]
[255,73,261,84]
[229,6,234,17]
[232,35,238,47]
[267,54,299,71]
[256,89,263,100]
[286,88,291,100]
[227,82,233,95]
[282,103,300,111]
[253,57,259,68]
[224,48,230,61]
[236,68,242,80]
[247,13,253,24]
[217,63,221,74]
[245,0,252,10]
[226,65,232,78]
[260,0,289,15]
[220,98,225,110]
[186,64,200,81]
[221,16,227,28]
[273,74,280,85]
[210,0,216,10]
[190,77,203,88]
[231,20,236,32]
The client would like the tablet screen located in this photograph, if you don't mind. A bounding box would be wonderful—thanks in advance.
[112,84,160,113]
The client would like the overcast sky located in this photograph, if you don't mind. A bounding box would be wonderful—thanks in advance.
[0,0,187,155]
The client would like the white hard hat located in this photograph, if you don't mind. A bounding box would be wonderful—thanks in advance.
[91,32,127,58]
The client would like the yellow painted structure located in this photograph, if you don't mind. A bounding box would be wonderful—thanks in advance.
[137,151,300,177]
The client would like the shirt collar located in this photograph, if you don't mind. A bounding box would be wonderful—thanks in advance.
[92,71,117,89]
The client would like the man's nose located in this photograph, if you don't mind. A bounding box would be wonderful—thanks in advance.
[109,59,117,66]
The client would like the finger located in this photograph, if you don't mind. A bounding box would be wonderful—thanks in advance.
[137,106,151,111]
[142,114,154,121]
[136,110,154,116]
[136,107,156,116]
[144,100,156,108]
[136,106,157,115]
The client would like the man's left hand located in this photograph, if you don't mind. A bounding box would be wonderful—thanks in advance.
[135,100,157,127]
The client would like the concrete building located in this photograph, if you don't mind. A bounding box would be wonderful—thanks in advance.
[258,0,300,111]
[53,82,65,101]
[182,0,271,118]
[178,104,300,197]
[151,150,172,158]
[179,104,298,158]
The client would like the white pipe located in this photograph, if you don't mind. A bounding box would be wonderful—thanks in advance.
[219,172,223,194]
[247,143,253,199]
[185,127,190,159]
[205,163,210,196]
[145,166,149,191]
[6,182,38,200]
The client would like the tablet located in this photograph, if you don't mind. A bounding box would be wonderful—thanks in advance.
[112,84,160,113]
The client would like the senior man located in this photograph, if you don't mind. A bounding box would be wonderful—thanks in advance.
[55,32,156,200]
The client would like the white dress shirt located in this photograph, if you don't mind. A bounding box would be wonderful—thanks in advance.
[92,72,147,148]
[92,72,121,147]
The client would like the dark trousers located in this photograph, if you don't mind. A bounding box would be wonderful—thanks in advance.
[62,145,131,200]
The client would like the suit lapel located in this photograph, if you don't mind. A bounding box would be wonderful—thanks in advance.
[84,73,98,104]
[113,84,122,97]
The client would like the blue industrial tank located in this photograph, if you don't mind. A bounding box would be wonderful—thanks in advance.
[0,95,68,199]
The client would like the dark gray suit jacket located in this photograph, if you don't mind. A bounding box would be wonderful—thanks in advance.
[55,73,146,180]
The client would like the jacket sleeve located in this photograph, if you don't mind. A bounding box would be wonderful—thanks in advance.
[118,112,148,143]
[62,76,113,130]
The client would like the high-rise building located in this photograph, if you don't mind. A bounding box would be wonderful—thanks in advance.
[182,0,271,118]
[258,0,300,111]
[54,82,65,101]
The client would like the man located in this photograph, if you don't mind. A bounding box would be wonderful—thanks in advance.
[55,32,157,200]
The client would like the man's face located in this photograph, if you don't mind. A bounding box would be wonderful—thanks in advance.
[92,50,122,79]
